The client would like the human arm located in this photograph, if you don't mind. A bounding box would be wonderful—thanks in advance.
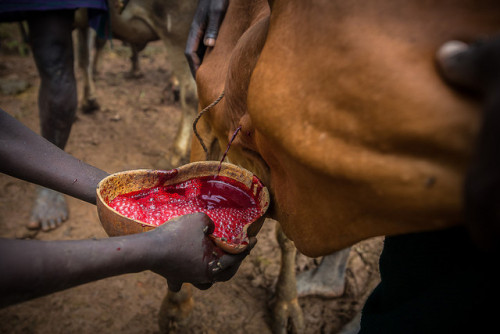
[436,36,500,253]
[0,109,109,204]
[185,0,228,77]
[0,212,256,308]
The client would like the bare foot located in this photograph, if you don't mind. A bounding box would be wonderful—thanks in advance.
[27,187,69,232]
[296,247,351,298]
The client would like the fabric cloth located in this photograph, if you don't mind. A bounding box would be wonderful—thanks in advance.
[359,226,498,334]
[0,0,109,38]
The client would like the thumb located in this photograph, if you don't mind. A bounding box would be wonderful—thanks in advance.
[436,40,486,92]
[201,213,215,235]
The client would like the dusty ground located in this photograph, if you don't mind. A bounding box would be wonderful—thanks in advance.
[0,23,383,334]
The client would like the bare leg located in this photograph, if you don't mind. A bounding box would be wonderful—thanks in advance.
[93,35,106,76]
[296,247,351,298]
[126,43,145,79]
[26,11,76,231]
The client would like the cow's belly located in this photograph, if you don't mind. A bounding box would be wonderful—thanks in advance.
[245,0,500,256]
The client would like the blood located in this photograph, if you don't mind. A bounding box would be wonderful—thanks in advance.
[218,125,242,174]
[108,175,261,245]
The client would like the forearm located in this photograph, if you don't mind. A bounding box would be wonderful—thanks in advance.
[0,235,158,308]
[0,110,109,204]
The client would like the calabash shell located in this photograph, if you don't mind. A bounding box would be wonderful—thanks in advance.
[96,161,270,254]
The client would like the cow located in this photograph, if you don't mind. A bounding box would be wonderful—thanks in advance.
[189,0,500,333]
[75,0,198,168]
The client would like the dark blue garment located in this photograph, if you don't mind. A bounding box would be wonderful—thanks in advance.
[0,0,109,38]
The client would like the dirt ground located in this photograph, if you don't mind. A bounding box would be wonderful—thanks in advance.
[0,23,383,334]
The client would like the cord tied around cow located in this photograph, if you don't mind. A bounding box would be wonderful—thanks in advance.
[192,90,225,160]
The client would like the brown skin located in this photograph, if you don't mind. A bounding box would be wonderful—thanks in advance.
[25,10,79,231]
[185,0,229,77]
[0,109,105,204]
[195,0,500,257]
[0,109,255,308]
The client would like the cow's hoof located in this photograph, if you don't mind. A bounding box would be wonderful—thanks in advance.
[337,312,362,334]
[296,269,346,298]
[272,297,305,334]
[162,78,180,104]
[296,248,350,298]
[81,98,100,114]
[158,285,194,333]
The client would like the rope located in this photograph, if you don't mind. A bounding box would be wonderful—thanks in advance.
[192,90,225,159]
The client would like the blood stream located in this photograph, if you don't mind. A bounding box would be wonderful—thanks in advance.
[108,175,261,245]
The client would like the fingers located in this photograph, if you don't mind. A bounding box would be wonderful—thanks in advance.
[210,237,258,282]
[202,214,216,235]
[185,0,229,77]
[188,211,215,236]
[185,25,204,77]
[246,237,257,252]
[204,0,229,47]
[185,0,211,77]
[436,35,500,253]
[436,36,500,93]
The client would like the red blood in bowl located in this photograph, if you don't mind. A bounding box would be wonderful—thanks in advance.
[108,175,261,247]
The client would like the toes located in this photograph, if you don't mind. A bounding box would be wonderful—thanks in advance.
[27,220,41,230]
[40,220,51,232]
[30,187,69,232]
[40,217,65,232]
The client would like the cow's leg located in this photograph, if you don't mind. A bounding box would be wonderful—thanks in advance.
[171,77,197,168]
[159,38,197,169]
[296,247,351,298]
[77,26,100,113]
[92,36,107,77]
[158,284,194,333]
[156,116,219,334]
[125,43,146,79]
[337,312,361,334]
[273,224,305,334]
[26,10,75,231]
[129,5,197,169]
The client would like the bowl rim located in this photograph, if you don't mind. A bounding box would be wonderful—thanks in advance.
[96,161,270,229]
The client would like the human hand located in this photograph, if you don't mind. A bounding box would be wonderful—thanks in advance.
[436,36,500,94]
[185,0,229,77]
[147,212,256,291]
[436,36,500,252]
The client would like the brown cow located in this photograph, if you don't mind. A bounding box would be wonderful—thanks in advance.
[191,0,500,332]
[75,0,198,168]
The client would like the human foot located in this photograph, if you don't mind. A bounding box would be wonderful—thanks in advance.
[28,187,69,231]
